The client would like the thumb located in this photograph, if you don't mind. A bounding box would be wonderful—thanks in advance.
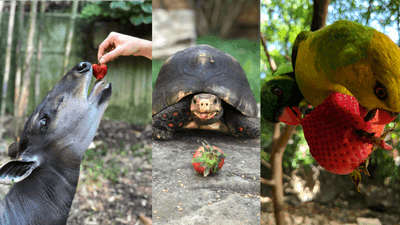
[99,47,124,64]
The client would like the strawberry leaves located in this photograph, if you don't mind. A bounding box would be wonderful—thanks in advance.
[192,140,226,177]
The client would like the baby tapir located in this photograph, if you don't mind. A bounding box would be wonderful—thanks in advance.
[0,62,112,224]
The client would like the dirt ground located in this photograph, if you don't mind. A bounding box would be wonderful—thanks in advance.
[261,199,400,225]
[0,118,152,225]
[261,166,400,225]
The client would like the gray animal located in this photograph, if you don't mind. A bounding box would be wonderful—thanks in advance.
[0,62,112,224]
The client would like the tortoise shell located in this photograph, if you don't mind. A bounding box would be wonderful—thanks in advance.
[152,45,257,118]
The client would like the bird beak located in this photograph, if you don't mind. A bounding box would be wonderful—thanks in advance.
[364,108,377,122]
[278,106,302,125]
[361,106,398,124]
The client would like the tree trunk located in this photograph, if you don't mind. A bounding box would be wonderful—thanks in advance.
[271,124,296,225]
[62,1,79,75]
[0,1,17,140]
[219,0,245,38]
[16,1,37,135]
[311,0,330,31]
[35,2,46,106]
[13,1,26,138]
[0,1,4,37]
[210,0,222,31]
[260,32,277,72]
[195,5,209,36]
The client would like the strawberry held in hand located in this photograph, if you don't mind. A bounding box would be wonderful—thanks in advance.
[301,92,392,176]
[92,64,108,80]
[192,141,226,177]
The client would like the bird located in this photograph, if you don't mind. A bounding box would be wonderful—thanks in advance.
[261,64,305,125]
[292,20,400,124]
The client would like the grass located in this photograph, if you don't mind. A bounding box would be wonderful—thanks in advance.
[81,140,151,185]
[152,35,260,103]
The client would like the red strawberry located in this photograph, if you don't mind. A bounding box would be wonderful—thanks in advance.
[92,64,108,80]
[301,92,392,176]
[192,141,226,177]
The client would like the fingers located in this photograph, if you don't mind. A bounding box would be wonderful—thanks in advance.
[97,32,153,63]
[97,32,119,62]
[99,46,125,64]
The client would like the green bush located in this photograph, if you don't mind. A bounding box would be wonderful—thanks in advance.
[80,1,151,25]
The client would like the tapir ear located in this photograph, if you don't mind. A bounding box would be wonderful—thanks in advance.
[0,160,38,184]
[7,141,18,159]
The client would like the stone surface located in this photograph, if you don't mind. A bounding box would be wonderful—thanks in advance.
[152,129,260,224]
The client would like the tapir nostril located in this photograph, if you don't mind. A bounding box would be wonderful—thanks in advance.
[77,62,91,73]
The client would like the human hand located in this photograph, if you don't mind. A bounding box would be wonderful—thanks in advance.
[98,32,152,64]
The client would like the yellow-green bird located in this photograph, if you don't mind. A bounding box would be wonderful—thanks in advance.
[292,20,400,123]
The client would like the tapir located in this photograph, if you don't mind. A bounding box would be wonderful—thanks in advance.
[0,62,112,224]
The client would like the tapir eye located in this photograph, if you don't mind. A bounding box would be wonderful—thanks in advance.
[39,117,49,131]
[273,87,283,96]
[374,81,387,100]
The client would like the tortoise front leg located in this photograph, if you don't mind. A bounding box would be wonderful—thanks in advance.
[152,98,192,141]
[225,111,260,138]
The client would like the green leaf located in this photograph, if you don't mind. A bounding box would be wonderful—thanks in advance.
[130,1,145,5]
[192,157,205,163]
[110,1,131,11]
[80,4,102,19]
[213,166,219,173]
[141,2,152,13]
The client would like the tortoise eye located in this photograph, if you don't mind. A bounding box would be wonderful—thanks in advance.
[213,99,217,104]
[374,81,387,100]
[192,99,197,104]
[273,87,282,96]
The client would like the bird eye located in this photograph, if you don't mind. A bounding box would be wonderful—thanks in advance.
[373,82,387,100]
[273,87,282,96]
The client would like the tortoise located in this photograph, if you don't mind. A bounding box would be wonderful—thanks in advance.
[152,45,260,140]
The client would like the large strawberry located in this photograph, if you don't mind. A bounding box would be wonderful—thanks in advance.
[301,92,392,182]
[192,141,226,177]
[92,64,108,80]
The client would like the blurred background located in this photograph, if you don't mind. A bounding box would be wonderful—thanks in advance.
[0,1,152,224]
[152,0,260,103]
[261,0,400,224]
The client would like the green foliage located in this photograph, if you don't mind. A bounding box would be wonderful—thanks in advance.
[329,0,400,30]
[80,1,151,26]
[261,0,312,77]
[82,143,124,184]
[261,122,317,172]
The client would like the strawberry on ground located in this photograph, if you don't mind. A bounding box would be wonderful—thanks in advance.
[92,64,108,80]
[192,141,226,177]
[301,92,392,177]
